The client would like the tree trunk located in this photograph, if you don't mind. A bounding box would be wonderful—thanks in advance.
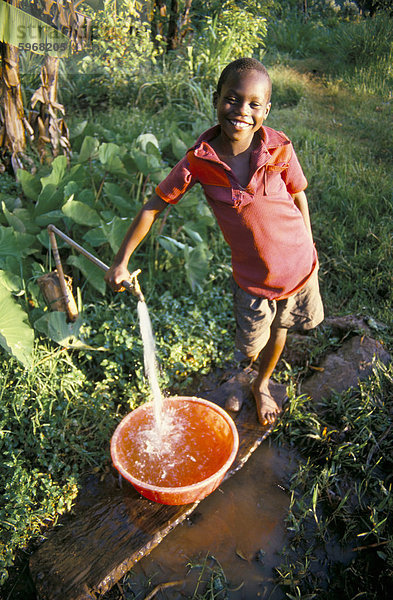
[166,0,179,52]
[29,54,70,162]
[151,0,167,46]
[179,0,193,41]
[298,0,308,20]
[0,42,28,173]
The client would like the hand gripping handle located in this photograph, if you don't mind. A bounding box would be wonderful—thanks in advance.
[47,224,145,302]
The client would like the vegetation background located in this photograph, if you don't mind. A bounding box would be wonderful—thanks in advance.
[0,1,392,598]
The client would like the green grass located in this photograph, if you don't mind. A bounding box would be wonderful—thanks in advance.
[265,70,393,329]
[271,361,393,599]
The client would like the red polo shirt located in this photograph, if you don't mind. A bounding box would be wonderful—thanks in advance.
[156,125,317,300]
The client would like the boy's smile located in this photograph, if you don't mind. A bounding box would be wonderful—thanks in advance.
[214,69,271,155]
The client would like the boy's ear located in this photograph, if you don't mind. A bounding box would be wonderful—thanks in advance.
[264,102,271,119]
[213,91,218,108]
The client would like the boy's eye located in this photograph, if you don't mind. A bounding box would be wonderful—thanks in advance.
[225,96,238,103]
[250,102,261,108]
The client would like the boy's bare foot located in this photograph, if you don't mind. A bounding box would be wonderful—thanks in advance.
[251,381,284,426]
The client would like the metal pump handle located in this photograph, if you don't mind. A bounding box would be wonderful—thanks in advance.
[47,224,145,302]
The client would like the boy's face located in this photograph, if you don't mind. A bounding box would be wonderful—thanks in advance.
[214,69,271,150]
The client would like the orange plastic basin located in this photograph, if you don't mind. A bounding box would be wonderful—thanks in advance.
[110,396,239,505]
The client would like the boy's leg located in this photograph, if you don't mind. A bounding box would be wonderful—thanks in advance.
[226,277,278,413]
[228,269,323,423]
[251,325,287,425]
[252,268,324,425]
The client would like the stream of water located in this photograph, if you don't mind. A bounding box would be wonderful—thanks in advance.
[137,300,164,426]
[135,299,183,463]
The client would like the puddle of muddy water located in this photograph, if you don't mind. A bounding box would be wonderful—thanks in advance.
[124,442,295,599]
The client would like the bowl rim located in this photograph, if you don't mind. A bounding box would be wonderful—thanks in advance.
[110,396,239,494]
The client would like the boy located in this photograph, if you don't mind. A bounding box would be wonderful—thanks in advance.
[105,58,324,426]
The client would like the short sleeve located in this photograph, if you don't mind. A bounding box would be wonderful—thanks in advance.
[281,145,308,194]
[155,156,196,204]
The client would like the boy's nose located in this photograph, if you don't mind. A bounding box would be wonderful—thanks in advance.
[237,102,250,116]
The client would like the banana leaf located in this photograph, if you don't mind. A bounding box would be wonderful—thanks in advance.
[0,0,70,57]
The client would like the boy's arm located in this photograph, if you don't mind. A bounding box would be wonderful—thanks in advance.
[292,190,313,241]
[104,193,168,291]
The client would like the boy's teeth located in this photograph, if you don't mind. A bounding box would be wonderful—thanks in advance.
[230,120,250,129]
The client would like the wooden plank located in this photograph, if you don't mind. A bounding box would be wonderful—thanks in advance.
[29,370,286,600]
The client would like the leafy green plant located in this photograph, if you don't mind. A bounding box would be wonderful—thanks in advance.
[62,0,160,109]
[0,347,89,584]
[188,2,268,86]
[0,118,219,365]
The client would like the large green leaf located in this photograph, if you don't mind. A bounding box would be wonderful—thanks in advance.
[130,146,165,178]
[183,226,203,244]
[121,154,140,175]
[184,243,212,293]
[0,269,23,293]
[0,226,37,259]
[136,133,160,153]
[70,120,88,139]
[17,169,42,201]
[35,209,65,227]
[63,180,80,199]
[171,134,188,161]
[103,183,132,215]
[40,156,68,189]
[8,208,40,235]
[34,184,64,216]
[62,195,101,226]
[99,143,126,175]
[83,227,108,247]
[1,201,26,233]
[0,284,33,367]
[67,255,106,295]
[34,311,80,346]
[34,311,106,350]
[129,150,149,176]
[78,136,99,162]
[101,217,130,254]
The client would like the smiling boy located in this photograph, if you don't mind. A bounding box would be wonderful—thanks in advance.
[105,58,324,426]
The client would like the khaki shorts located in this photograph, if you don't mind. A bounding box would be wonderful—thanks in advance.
[232,269,324,359]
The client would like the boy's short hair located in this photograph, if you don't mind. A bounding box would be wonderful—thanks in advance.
[216,58,272,103]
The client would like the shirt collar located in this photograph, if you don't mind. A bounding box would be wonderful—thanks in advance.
[190,125,291,169]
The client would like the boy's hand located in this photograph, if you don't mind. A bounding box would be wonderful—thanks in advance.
[104,263,131,292]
